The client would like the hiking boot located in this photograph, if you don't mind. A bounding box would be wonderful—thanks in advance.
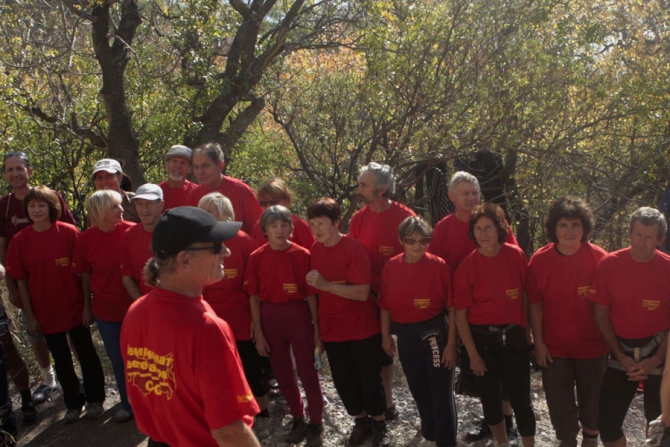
[581,438,599,447]
[507,425,520,447]
[20,403,38,425]
[253,416,272,440]
[464,419,491,442]
[349,416,372,446]
[85,402,104,420]
[305,422,324,447]
[63,407,82,424]
[371,419,391,447]
[114,409,134,423]
[384,404,399,421]
[285,418,308,444]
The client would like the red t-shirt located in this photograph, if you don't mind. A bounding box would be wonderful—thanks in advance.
[159,180,197,211]
[0,190,76,244]
[250,214,315,250]
[454,243,528,327]
[121,287,259,447]
[588,247,670,339]
[121,224,154,295]
[244,243,311,303]
[527,242,608,358]
[188,176,263,235]
[6,222,83,334]
[202,231,258,341]
[428,212,518,273]
[310,235,380,342]
[349,201,415,293]
[378,252,452,324]
[72,221,135,322]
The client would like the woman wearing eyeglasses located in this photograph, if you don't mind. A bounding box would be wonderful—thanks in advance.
[378,215,458,447]
[250,178,315,249]
[454,203,535,447]
[72,190,135,422]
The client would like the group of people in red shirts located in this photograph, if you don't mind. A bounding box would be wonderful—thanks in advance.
[1,148,670,447]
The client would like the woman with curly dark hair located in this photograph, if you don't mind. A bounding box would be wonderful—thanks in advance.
[454,203,535,447]
[528,197,608,447]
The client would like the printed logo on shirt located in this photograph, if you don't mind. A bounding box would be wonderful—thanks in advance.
[378,245,394,256]
[237,391,254,404]
[577,286,591,297]
[283,283,298,293]
[643,300,660,311]
[414,298,431,310]
[505,288,519,300]
[126,346,177,400]
[223,269,238,279]
[10,216,29,226]
[55,257,70,267]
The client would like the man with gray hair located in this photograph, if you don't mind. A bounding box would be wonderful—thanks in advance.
[349,161,415,421]
[589,207,670,447]
[159,145,197,210]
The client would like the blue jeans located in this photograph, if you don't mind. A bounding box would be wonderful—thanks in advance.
[96,319,132,413]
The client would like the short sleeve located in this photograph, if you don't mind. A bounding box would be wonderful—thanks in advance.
[71,232,91,275]
[244,252,260,296]
[120,231,134,277]
[5,235,27,280]
[587,258,610,306]
[453,258,474,310]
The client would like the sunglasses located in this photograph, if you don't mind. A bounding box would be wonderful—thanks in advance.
[259,199,281,207]
[402,237,431,246]
[185,243,224,255]
[4,151,28,160]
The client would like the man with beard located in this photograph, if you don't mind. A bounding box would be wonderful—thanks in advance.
[159,145,197,211]
[349,162,415,421]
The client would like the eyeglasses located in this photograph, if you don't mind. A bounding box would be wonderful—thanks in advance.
[259,199,281,207]
[185,243,224,255]
[402,237,431,246]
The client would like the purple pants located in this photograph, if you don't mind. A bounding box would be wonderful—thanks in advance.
[261,300,323,423]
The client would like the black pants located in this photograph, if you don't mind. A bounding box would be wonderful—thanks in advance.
[236,340,268,398]
[43,325,105,410]
[396,315,457,447]
[324,334,386,418]
[0,342,16,444]
[471,325,535,437]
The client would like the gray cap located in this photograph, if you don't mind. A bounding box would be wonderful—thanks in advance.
[92,159,122,176]
[164,145,193,162]
[133,183,164,201]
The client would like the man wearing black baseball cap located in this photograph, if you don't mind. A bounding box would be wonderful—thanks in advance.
[121,207,261,447]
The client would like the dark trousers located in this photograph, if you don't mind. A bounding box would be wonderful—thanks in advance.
[396,315,457,447]
[598,367,662,442]
[44,325,105,410]
[236,340,268,398]
[472,325,535,437]
[0,343,16,443]
[324,334,386,418]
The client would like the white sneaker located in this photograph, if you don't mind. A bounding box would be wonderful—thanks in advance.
[253,416,272,440]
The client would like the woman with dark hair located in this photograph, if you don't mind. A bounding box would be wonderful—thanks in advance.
[245,205,324,447]
[528,197,608,447]
[454,203,535,447]
[6,186,105,424]
[73,190,135,422]
[378,215,457,447]
[305,198,388,446]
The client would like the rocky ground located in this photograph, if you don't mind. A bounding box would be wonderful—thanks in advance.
[14,365,649,447]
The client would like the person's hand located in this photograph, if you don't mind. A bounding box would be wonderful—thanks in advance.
[7,289,22,309]
[614,352,637,374]
[441,343,457,369]
[382,334,396,358]
[627,357,661,381]
[305,270,326,290]
[26,314,42,336]
[469,353,488,377]
[534,341,553,368]
[254,333,271,357]
[82,307,95,327]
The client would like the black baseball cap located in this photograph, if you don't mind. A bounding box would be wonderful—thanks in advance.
[152,207,241,258]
